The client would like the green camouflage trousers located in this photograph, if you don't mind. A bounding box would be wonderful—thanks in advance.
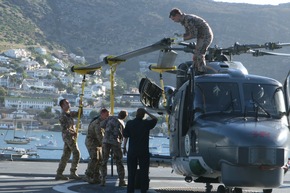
[101,143,125,181]
[56,139,80,174]
[85,141,102,179]
[193,35,213,72]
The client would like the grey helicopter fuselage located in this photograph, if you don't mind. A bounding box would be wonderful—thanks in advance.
[71,37,290,193]
[167,61,290,189]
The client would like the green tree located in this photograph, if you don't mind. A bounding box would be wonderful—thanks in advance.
[9,75,18,87]
[0,86,7,96]
[115,77,127,96]
[54,81,66,91]
[89,110,99,119]
[44,106,52,113]
[0,86,7,104]
[87,98,94,106]
[74,47,84,56]
[39,107,55,119]
[35,56,44,64]
[45,74,53,79]
[22,71,28,79]
[16,67,24,73]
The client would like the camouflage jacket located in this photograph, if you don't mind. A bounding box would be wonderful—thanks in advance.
[85,116,105,147]
[101,116,125,146]
[181,13,213,39]
[59,110,79,142]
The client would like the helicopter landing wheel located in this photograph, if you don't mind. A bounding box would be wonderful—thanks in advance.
[263,189,272,193]
[233,187,243,193]
[205,182,213,193]
[217,185,226,193]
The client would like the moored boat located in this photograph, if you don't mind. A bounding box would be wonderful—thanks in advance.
[35,140,62,150]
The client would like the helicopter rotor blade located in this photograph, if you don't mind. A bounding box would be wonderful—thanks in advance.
[71,38,172,74]
[221,42,290,55]
[250,50,290,57]
[264,42,290,50]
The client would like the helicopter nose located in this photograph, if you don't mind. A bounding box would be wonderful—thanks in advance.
[198,119,289,188]
[201,122,288,167]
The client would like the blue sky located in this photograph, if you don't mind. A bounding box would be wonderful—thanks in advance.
[214,0,290,5]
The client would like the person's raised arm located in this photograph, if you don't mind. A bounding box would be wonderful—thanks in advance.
[144,109,157,120]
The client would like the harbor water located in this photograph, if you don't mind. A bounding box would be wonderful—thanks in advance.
[0,129,169,160]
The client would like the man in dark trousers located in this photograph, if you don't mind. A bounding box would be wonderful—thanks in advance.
[123,108,158,193]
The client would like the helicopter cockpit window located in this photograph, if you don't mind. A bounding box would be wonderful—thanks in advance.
[243,84,286,118]
[195,82,241,114]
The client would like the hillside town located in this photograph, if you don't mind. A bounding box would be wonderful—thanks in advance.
[0,47,165,134]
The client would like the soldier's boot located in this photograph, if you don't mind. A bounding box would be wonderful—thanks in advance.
[100,177,106,186]
[87,176,101,184]
[83,175,93,183]
[69,172,82,180]
[119,179,127,187]
[55,173,69,181]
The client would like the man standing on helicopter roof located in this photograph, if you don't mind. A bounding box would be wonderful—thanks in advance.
[169,8,213,74]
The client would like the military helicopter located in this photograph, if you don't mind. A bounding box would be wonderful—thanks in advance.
[71,38,290,193]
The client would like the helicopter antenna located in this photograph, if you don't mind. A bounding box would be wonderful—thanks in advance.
[188,66,195,126]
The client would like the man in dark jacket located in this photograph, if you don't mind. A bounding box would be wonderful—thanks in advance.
[123,108,158,193]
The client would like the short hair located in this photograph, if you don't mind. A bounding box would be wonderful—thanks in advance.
[118,110,128,119]
[59,99,66,107]
[136,108,146,119]
[169,8,182,18]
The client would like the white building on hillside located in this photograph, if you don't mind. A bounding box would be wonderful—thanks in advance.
[4,96,54,110]
[91,84,106,96]
[27,68,52,78]
[0,55,10,64]
[19,60,41,70]
[0,75,9,87]
[4,49,29,59]
[22,79,57,92]
[34,47,47,55]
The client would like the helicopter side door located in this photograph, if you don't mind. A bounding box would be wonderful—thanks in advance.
[284,71,290,121]
[169,89,181,157]
[169,82,191,157]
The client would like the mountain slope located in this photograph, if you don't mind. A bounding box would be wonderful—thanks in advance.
[1,0,290,82]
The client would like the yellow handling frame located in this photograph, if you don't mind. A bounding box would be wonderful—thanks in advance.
[150,66,176,135]
[75,75,86,142]
[71,66,101,142]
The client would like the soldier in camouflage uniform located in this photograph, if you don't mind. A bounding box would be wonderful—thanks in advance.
[55,98,82,180]
[100,110,128,187]
[169,8,213,74]
[84,108,109,184]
